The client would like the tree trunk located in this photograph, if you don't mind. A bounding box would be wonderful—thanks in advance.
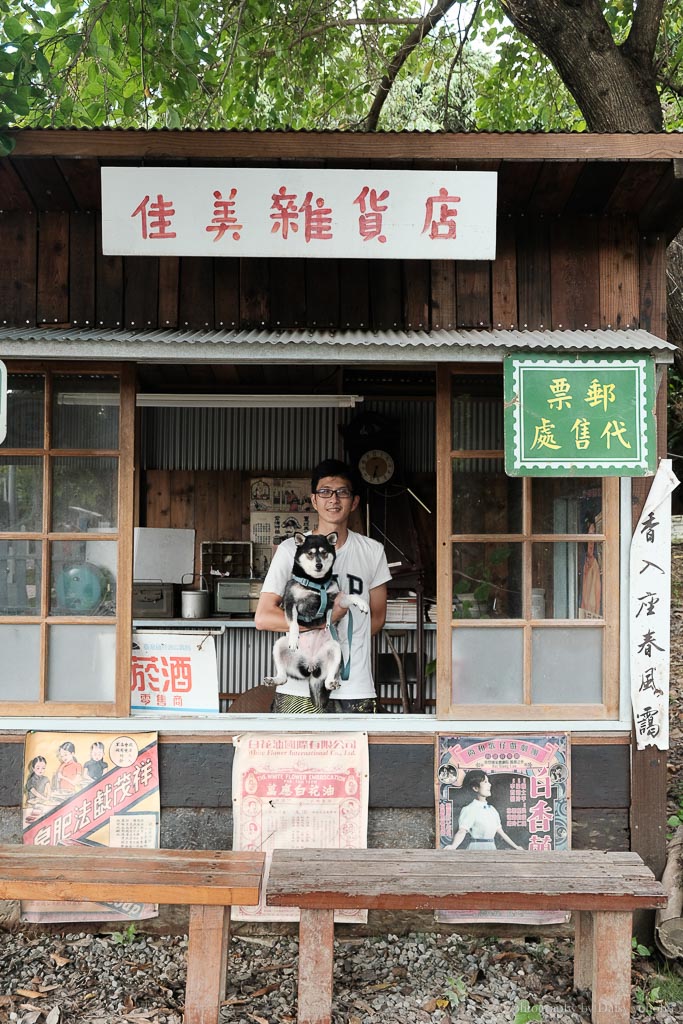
[501,0,663,131]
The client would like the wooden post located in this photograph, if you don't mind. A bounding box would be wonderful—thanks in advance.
[591,911,633,1024]
[573,910,594,991]
[298,908,335,1024]
[185,905,231,1024]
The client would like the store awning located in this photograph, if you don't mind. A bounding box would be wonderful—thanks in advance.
[0,326,675,365]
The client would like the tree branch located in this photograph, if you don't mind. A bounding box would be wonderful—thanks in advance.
[255,18,424,60]
[624,0,665,65]
[364,0,461,131]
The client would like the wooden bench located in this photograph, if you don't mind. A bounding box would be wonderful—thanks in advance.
[267,848,668,1024]
[0,844,264,1024]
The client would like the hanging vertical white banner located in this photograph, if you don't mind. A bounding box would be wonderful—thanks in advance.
[630,459,679,750]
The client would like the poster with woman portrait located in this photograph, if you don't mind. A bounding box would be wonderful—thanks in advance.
[435,734,570,924]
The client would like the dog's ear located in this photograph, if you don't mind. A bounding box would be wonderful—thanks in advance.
[326,531,338,547]
[293,532,306,547]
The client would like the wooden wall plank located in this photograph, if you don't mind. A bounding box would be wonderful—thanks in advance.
[0,160,35,212]
[56,157,101,211]
[306,259,339,328]
[550,217,600,329]
[403,261,430,330]
[491,217,518,328]
[124,256,159,329]
[0,211,37,326]
[95,221,123,327]
[217,471,247,541]
[370,261,403,329]
[169,471,196,532]
[37,211,69,325]
[179,257,214,330]
[639,233,667,338]
[214,258,240,329]
[338,260,369,328]
[598,218,639,330]
[527,163,583,216]
[69,212,95,327]
[240,258,270,327]
[271,258,306,327]
[158,257,180,329]
[455,261,491,328]
[516,217,551,329]
[145,470,171,529]
[430,261,456,330]
[194,470,220,573]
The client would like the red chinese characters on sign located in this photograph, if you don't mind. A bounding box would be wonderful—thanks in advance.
[131,655,192,693]
[270,188,333,242]
[422,187,461,239]
[131,194,177,239]
[206,188,243,242]
[354,187,390,243]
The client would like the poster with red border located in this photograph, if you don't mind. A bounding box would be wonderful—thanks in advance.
[435,734,570,925]
[22,731,160,923]
[232,732,368,923]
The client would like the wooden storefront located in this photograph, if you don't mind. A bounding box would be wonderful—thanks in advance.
[1,128,683,884]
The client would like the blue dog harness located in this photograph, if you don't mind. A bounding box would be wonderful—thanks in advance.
[290,575,354,681]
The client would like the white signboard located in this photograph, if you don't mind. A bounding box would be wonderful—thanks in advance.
[232,732,368,923]
[131,631,219,715]
[0,360,6,444]
[101,167,497,260]
[630,460,679,750]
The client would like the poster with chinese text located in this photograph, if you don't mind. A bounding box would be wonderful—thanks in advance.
[131,631,219,715]
[436,734,570,924]
[630,460,679,750]
[232,733,368,923]
[22,731,160,923]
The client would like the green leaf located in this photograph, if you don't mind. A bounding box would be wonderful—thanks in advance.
[3,16,24,41]
[63,33,83,53]
[0,132,16,155]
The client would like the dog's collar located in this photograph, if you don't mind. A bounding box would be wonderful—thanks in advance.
[291,574,332,621]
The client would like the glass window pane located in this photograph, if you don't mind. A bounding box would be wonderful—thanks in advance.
[52,376,120,449]
[532,627,602,703]
[532,479,603,534]
[47,625,116,700]
[452,376,503,450]
[0,539,41,615]
[51,541,116,616]
[452,627,524,703]
[0,457,43,532]
[0,624,41,700]
[453,460,522,534]
[453,542,523,618]
[533,542,603,619]
[1,375,44,449]
[51,457,118,531]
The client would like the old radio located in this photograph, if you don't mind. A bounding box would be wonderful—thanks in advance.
[215,579,251,615]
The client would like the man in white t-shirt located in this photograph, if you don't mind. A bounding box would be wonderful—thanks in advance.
[255,459,391,713]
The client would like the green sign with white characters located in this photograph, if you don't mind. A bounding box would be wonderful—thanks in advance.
[504,354,656,476]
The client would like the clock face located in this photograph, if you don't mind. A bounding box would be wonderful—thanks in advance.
[358,449,395,486]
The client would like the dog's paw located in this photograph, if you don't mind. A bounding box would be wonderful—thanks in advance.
[288,638,299,652]
[264,675,285,686]
[325,678,341,692]
[352,597,369,615]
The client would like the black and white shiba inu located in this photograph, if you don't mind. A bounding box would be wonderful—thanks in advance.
[266,532,369,709]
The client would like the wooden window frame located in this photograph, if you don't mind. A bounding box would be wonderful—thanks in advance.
[436,364,620,721]
[0,362,134,716]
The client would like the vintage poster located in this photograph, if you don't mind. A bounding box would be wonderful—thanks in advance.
[630,459,679,750]
[435,734,570,924]
[22,731,160,923]
[131,631,219,715]
[232,732,368,923]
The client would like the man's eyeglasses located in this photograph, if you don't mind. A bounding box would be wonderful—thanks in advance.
[315,487,354,500]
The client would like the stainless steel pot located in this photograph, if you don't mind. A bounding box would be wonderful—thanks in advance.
[181,574,210,619]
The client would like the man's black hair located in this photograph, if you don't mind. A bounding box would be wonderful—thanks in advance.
[311,459,359,495]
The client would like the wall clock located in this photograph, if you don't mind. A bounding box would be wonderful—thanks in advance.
[358,449,395,486]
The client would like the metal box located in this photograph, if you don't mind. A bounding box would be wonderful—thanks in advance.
[201,541,253,589]
[215,579,251,615]
[133,582,175,619]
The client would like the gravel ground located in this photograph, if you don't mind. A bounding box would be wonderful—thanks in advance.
[0,554,682,1023]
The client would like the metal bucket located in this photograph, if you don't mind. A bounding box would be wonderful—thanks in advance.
[181,574,210,619]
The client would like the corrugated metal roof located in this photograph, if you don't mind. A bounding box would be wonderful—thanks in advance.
[0,327,675,363]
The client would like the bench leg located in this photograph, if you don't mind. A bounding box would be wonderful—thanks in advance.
[298,908,334,1024]
[591,911,632,1024]
[184,905,231,1024]
[573,910,594,990]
